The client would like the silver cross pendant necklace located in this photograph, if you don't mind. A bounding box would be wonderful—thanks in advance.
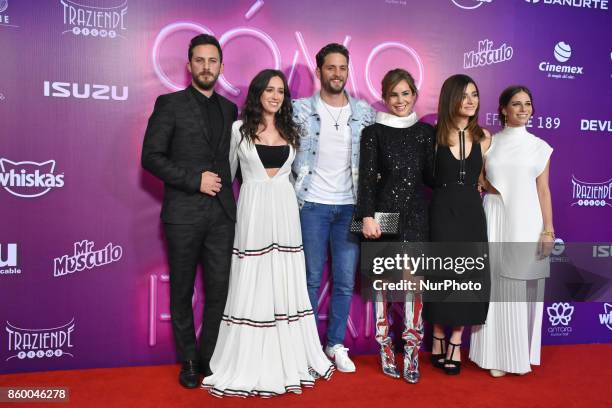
[322,97,346,131]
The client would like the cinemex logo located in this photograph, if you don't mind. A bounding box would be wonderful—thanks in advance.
[547,302,574,336]
[525,0,608,10]
[44,81,128,101]
[452,0,493,10]
[539,42,584,80]
[0,158,65,198]
[551,237,569,263]
[580,119,612,132]
[54,240,123,278]
[463,39,513,69]
[571,175,611,207]
[599,303,612,331]
[5,319,75,361]
[0,243,21,276]
[61,0,127,39]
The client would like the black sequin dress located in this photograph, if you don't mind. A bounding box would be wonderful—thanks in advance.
[355,117,435,242]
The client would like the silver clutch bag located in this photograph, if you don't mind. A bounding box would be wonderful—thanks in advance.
[350,212,400,235]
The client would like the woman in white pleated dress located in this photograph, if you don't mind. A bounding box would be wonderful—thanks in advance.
[202,69,334,397]
[469,85,555,377]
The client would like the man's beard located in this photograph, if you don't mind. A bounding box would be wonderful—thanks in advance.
[192,71,219,91]
[322,77,345,94]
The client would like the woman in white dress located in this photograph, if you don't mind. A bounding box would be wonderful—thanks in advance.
[202,69,334,397]
[469,85,555,377]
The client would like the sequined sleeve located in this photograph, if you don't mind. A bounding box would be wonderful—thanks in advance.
[355,124,379,219]
[422,124,436,188]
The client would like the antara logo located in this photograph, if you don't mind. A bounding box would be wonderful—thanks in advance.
[0,159,65,198]
[43,81,128,101]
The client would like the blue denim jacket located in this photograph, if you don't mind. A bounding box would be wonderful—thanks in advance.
[291,92,375,207]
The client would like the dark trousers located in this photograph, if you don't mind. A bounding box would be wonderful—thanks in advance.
[163,199,234,370]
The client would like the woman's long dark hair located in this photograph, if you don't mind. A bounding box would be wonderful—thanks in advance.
[240,69,300,148]
[498,85,535,126]
[436,74,485,146]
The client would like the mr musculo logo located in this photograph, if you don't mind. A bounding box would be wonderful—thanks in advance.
[53,240,123,278]
[463,39,514,69]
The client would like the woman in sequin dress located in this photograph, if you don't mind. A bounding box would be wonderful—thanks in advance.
[422,74,491,376]
[355,69,434,384]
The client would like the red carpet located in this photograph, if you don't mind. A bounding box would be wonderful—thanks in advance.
[1,344,610,408]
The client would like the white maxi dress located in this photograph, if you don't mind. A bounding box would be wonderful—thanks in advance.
[469,125,553,374]
[202,121,334,397]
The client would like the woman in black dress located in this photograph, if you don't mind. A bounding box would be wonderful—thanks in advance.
[422,74,491,375]
[355,69,434,384]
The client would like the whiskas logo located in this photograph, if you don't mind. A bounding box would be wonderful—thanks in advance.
[44,81,128,101]
[463,39,513,69]
[599,303,612,331]
[547,302,574,336]
[5,319,75,361]
[61,0,127,38]
[571,175,611,207]
[54,240,123,277]
[0,243,21,275]
[0,159,65,198]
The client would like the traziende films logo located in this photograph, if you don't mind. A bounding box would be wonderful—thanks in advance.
[5,319,75,361]
[60,0,127,38]
[571,175,611,207]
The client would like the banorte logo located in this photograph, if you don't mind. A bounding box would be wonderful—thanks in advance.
[524,0,608,9]
[0,159,65,198]
[60,0,127,39]
[452,0,493,9]
[5,319,75,362]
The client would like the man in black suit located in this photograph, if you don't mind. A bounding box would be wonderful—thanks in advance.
[141,34,237,389]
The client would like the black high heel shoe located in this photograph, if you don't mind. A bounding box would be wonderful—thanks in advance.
[430,335,446,369]
[444,341,462,375]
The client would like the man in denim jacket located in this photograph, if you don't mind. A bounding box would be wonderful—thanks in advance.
[292,43,375,372]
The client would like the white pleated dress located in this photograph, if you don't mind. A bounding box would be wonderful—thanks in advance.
[202,121,334,398]
[469,126,552,374]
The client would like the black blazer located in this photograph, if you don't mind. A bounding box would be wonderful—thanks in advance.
[141,88,238,224]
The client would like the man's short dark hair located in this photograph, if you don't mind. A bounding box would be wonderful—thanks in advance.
[315,43,349,69]
[188,34,223,62]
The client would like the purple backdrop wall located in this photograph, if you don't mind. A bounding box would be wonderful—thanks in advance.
[1,0,611,374]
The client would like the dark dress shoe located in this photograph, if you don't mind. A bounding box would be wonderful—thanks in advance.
[179,360,200,389]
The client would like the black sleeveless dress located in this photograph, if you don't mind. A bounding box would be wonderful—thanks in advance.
[422,142,490,326]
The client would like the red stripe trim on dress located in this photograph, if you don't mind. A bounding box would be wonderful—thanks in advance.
[203,374,331,398]
[232,243,303,258]
[222,310,314,327]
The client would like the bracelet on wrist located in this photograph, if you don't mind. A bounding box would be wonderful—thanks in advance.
[541,231,555,239]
